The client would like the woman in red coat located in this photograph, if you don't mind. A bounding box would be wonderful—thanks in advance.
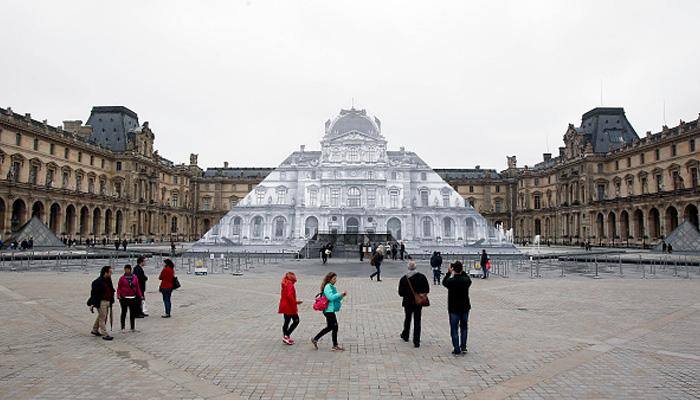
[159,259,175,318]
[278,272,303,345]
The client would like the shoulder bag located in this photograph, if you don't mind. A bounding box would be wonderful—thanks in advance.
[406,275,430,307]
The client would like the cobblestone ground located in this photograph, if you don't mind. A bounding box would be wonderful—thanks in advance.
[0,258,698,399]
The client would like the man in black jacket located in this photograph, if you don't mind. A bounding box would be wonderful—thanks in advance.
[398,260,430,347]
[442,261,472,355]
[133,256,149,317]
[430,251,443,285]
[88,266,115,341]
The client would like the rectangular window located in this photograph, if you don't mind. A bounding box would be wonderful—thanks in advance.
[641,177,648,194]
[76,175,83,192]
[655,148,660,160]
[310,170,316,179]
[33,138,39,151]
[469,185,474,193]
[367,171,374,180]
[116,161,122,171]
[420,172,427,181]
[627,157,631,168]
[626,179,633,195]
[534,178,539,185]
[330,188,339,207]
[78,152,82,162]
[420,190,429,207]
[442,194,450,207]
[534,195,541,210]
[596,184,605,201]
[90,155,94,166]
[64,148,70,159]
[597,163,603,173]
[691,139,696,152]
[173,176,178,184]
[615,160,619,171]
[203,197,211,210]
[495,199,502,213]
[256,191,265,205]
[391,171,397,180]
[309,189,318,207]
[171,193,179,208]
[15,133,22,146]
[496,185,500,193]
[640,153,645,164]
[88,177,94,194]
[367,189,376,208]
[115,182,122,197]
[50,143,55,155]
[691,168,698,188]
[656,174,663,192]
[671,144,677,157]
[101,159,105,168]
[29,165,38,185]
[46,169,54,188]
[276,190,286,204]
[390,190,399,208]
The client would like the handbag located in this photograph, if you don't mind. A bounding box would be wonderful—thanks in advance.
[313,292,329,311]
[406,275,430,307]
[172,276,181,290]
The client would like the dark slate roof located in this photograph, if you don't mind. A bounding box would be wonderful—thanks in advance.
[86,106,140,152]
[202,167,274,178]
[578,107,638,153]
[434,168,502,180]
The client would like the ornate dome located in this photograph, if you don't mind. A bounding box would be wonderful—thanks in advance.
[325,108,381,137]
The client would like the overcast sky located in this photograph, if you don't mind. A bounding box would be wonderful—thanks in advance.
[2,0,699,170]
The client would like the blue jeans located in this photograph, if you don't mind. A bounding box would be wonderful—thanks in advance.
[161,288,173,315]
[449,312,469,352]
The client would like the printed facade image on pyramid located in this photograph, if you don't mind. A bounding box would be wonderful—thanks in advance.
[196,108,514,254]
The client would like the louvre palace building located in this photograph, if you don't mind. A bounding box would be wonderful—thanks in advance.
[0,104,698,248]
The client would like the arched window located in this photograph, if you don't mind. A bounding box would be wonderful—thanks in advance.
[252,216,264,238]
[443,217,454,237]
[348,187,361,207]
[273,216,286,239]
[231,216,242,235]
[422,217,433,238]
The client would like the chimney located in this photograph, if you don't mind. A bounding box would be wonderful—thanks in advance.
[224,161,229,168]
[63,120,83,133]
[543,153,552,162]
[300,145,305,152]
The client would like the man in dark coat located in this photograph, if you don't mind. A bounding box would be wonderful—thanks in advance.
[480,249,489,279]
[88,266,115,341]
[398,260,430,347]
[442,261,472,355]
[399,241,405,260]
[430,251,443,284]
[133,256,149,317]
[359,243,364,262]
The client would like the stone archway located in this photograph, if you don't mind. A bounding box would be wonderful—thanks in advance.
[665,206,679,234]
[304,216,318,238]
[684,204,699,231]
[648,207,661,240]
[104,209,113,236]
[620,210,630,242]
[49,203,61,234]
[596,212,604,239]
[607,211,617,242]
[31,200,45,222]
[11,199,27,232]
[634,209,645,241]
[346,217,359,234]
[64,205,76,236]
[115,210,123,236]
[534,218,542,236]
[92,207,102,237]
[387,217,401,240]
[79,206,89,236]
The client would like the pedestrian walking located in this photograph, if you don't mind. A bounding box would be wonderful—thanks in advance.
[278,272,303,345]
[442,261,472,356]
[116,264,143,332]
[87,266,115,341]
[321,245,330,264]
[312,272,347,351]
[359,242,364,262]
[400,241,405,260]
[398,260,430,347]
[114,239,120,251]
[159,258,177,318]
[369,246,384,282]
[430,251,443,284]
[391,242,398,260]
[133,256,149,317]
[122,239,128,251]
[480,249,489,279]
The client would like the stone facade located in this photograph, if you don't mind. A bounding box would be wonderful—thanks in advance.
[197,108,503,250]
[1,105,698,247]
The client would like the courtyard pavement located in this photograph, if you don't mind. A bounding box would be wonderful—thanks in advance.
[0,258,698,399]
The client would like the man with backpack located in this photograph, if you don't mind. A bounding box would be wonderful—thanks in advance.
[88,266,115,341]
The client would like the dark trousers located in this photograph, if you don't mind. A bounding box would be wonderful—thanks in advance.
[482,266,489,279]
[432,270,441,284]
[360,252,364,262]
[449,312,469,352]
[119,297,139,330]
[313,312,338,346]
[370,264,381,280]
[282,314,300,337]
[401,306,422,345]
[322,254,328,264]
[161,288,172,315]
[400,250,404,260]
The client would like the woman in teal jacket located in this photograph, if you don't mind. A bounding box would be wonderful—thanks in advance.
[312,272,347,351]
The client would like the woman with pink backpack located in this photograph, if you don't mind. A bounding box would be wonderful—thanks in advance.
[311,272,347,351]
